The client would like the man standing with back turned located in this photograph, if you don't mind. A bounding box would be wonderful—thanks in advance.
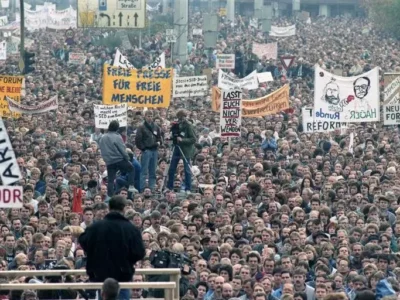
[99,120,135,196]
[135,110,162,192]
[79,195,145,300]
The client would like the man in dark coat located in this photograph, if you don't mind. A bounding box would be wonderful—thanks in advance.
[79,195,145,300]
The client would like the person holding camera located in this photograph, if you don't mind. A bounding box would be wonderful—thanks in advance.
[135,110,162,192]
[167,109,196,193]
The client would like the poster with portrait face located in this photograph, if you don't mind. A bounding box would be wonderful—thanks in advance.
[314,65,380,123]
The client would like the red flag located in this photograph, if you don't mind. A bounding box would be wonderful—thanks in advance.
[72,187,83,214]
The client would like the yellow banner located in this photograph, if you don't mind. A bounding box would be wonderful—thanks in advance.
[0,75,23,118]
[212,84,290,117]
[102,64,172,108]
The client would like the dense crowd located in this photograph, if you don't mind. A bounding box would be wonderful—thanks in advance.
[0,6,399,300]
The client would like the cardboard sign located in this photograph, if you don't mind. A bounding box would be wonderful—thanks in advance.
[220,89,242,137]
[383,73,400,125]
[0,119,22,185]
[302,107,345,133]
[114,49,135,69]
[94,103,127,129]
[68,52,86,64]
[102,64,172,108]
[257,72,274,83]
[216,54,235,69]
[173,76,208,97]
[0,186,22,208]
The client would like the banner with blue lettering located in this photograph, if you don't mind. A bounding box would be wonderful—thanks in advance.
[314,65,380,123]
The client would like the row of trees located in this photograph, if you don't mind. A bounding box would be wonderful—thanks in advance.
[362,0,400,38]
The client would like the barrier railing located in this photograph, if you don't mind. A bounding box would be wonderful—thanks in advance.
[0,268,181,300]
[0,282,176,300]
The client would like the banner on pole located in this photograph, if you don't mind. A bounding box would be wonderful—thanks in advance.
[216,54,235,69]
[218,70,258,90]
[220,89,242,137]
[0,118,22,185]
[113,49,135,69]
[314,65,380,123]
[94,103,127,129]
[173,76,208,97]
[212,85,290,117]
[270,25,296,37]
[6,95,58,114]
[102,64,172,108]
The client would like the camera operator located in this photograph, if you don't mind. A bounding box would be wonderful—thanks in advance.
[167,109,196,193]
[148,243,190,298]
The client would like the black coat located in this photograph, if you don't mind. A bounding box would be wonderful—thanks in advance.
[78,212,145,282]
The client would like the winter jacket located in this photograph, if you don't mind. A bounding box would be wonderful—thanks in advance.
[135,121,162,151]
[176,119,196,159]
[262,137,277,152]
[78,212,145,282]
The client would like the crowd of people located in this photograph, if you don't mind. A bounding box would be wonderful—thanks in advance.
[0,4,399,300]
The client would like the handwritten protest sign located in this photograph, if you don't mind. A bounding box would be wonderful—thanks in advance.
[68,52,86,64]
[173,76,208,97]
[0,75,23,118]
[212,85,289,117]
[216,54,235,69]
[220,89,242,137]
[102,64,172,108]
[0,118,22,185]
[94,104,127,129]
[0,41,6,60]
[113,49,135,69]
[6,95,58,114]
[302,107,346,133]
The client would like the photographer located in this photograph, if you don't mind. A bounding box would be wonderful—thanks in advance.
[167,109,196,193]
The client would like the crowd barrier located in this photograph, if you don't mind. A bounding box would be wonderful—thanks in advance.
[0,268,181,300]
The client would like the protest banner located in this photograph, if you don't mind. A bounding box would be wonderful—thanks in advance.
[113,49,135,69]
[0,41,5,60]
[6,95,58,114]
[102,64,172,109]
[68,52,86,64]
[257,72,274,83]
[302,107,345,133]
[193,28,202,36]
[218,70,258,90]
[173,76,208,97]
[216,54,235,69]
[314,65,380,123]
[270,25,296,37]
[0,118,22,185]
[94,103,127,129]
[0,75,23,118]
[220,89,242,137]
[383,73,400,125]
[0,186,23,208]
[252,42,277,60]
[212,85,289,117]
